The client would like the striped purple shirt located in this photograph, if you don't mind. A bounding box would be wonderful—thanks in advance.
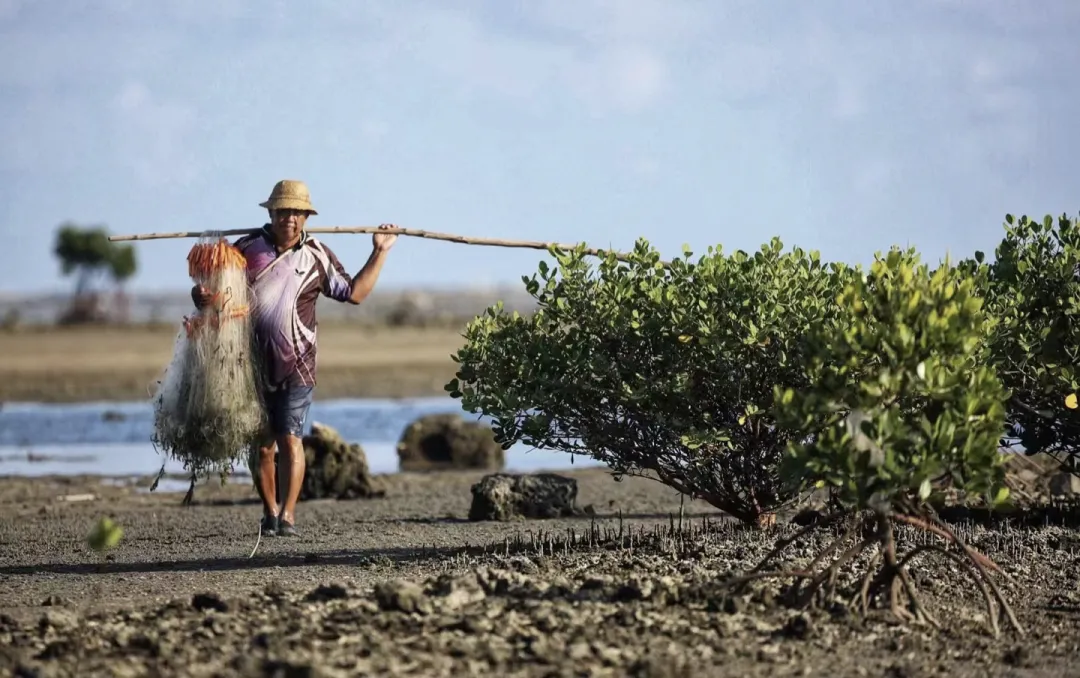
[233,225,353,389]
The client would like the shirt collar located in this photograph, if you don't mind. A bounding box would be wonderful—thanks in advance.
[261,223,308,252]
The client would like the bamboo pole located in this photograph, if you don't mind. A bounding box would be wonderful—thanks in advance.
[109,225,662,264]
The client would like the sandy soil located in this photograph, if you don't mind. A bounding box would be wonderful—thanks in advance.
[1,469,1078,677]
[0,323,467,403]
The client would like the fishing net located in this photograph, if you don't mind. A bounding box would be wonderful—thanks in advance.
[150,233,268,485]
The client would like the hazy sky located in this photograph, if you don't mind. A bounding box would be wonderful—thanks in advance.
[2,0,1078,295]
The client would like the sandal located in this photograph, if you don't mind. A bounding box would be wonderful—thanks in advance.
[260,514,280,536]
[278,519,298,537]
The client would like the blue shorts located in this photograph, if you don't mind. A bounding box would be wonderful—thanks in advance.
[264,384,314,438]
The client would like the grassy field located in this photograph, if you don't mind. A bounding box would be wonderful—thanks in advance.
[0,322,469,403]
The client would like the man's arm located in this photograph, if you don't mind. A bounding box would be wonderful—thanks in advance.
[344,246,391,305]
[322,224,398,305]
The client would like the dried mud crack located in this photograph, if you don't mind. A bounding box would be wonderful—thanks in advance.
[3,515,1080,678]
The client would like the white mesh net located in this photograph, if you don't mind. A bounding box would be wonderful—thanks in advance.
[150,232,268,480]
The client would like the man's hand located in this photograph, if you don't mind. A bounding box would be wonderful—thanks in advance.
[372,223,398,254]
[191,285,212,309]
[346,225,397,305]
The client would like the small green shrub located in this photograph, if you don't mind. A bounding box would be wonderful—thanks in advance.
[776,248,1010,513]
[964,214,1080,472]
[448,238,857,526]
[758,248,1020,635]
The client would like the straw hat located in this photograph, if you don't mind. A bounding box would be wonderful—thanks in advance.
[260,179,318,215]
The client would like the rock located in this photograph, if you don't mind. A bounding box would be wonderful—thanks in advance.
[301,422,385,500]
[396,413,504,472]
[191,593,228,613]
[306,584,348,602]
[38,609,77,632]
[468,472,584,521]
[777,613,814,640]
[374,579,431,614]
[263,581,287,600]
[426,573,487,611]
[1049,472,1080,497]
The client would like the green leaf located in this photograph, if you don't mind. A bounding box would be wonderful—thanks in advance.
[88,517,123,551]
[992,486,1010,506]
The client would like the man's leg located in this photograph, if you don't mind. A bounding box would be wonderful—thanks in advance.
[254,439,279,519]
[250,390,283,534]
[275,385,314,535]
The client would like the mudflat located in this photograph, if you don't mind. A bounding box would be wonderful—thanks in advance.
[0,469,1078,677]
[0,323,467,403]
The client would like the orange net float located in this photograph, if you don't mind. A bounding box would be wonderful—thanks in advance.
[182,239,253,338]
[149,232,268,486]
[186,238,248,280]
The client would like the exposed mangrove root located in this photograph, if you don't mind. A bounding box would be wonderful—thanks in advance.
[920,508,1024,635]
[892,513,1003,575]
[725,508,1025,638]
[742,510,846,578]
[899,544,998,636]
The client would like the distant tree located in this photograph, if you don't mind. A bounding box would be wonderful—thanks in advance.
[54,223,113,295]
[52,222,138,324]
[108,242,137,323]
[109,244,137,287]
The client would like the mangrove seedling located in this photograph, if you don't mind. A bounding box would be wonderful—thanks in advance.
[751,248,1022,637]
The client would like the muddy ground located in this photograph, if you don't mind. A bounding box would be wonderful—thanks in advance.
[1,468,1079,677]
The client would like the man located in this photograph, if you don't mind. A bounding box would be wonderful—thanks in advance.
[192,179,397,537]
